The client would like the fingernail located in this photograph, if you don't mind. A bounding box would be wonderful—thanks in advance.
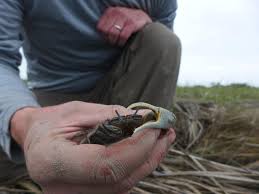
[168,129,176,144]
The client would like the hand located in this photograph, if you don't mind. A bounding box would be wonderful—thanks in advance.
[97,7,152,47]
[11,101,175,194]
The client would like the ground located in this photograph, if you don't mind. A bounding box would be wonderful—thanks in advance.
[1,84,259,194]
[176,83,259,104]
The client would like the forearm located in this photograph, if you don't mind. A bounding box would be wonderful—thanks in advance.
[0,64,40,158]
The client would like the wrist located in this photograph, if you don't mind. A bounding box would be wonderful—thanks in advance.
[144,13,152,24]
[10,107,39,148]
[138,9,152,23]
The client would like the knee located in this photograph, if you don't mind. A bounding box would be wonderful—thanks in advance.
[132,22,181,55]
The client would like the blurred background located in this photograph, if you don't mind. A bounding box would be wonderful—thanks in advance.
[19,0,259,87]
[175,0,259,86]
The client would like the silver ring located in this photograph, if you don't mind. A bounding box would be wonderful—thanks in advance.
[114,24,123,31]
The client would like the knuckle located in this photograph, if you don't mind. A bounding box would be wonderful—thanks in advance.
[94,150,126,184]
[103,28,110,34]
[158,150,167,163]
[110,105,126,114]
[99,26,107,33]
[62,101,84,114]
[96,160,120,184]
[105,7,114,14]
[110,7,119,14]
[69,101,83,108]
[146,159,156,172]
[120,34,129,41]
[119,178,135,192]
[106,7,124,18]
[107,7,120,16]
[108,7,115,11]
[109,30,117,37]
[126,19,134,27]
[125,178,135,190]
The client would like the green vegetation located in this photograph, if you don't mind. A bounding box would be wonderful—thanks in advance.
[176,84,259,104]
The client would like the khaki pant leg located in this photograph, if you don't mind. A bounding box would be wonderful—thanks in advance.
[34,22,181,109]
[93,22,182,109]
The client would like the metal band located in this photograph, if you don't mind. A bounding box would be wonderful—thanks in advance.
[114,24,123,31]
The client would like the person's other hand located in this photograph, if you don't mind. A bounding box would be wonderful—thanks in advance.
[97,7,152,47]
[11,101,175,194]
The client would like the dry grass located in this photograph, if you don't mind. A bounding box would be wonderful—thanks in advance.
[1,101,259,194]
[132,101,259,194]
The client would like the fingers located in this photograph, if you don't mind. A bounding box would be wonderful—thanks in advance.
[97,7,124,45]
[50,101,173,186]
[63,101,151,126]
[97,7,135,46]
[61,102,135,127]
[120,192,130,194]
[108,24,121,45]
[118,20,136,46]
[119,129,176,191]
[74,104,136,127]
[97,8,115,35]
[95,128,162,182]
[58,128,161,185]
[97,7,152,47]
[107,18,126,45]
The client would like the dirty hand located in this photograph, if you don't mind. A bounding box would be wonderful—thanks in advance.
[10,101,175,194]
[97,7,152,46]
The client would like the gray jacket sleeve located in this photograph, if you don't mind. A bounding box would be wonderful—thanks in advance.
[151,0,178,29]
[0,0,40,159]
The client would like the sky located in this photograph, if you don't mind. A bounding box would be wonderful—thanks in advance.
[174,0,259,86]
[20,0,259,86]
